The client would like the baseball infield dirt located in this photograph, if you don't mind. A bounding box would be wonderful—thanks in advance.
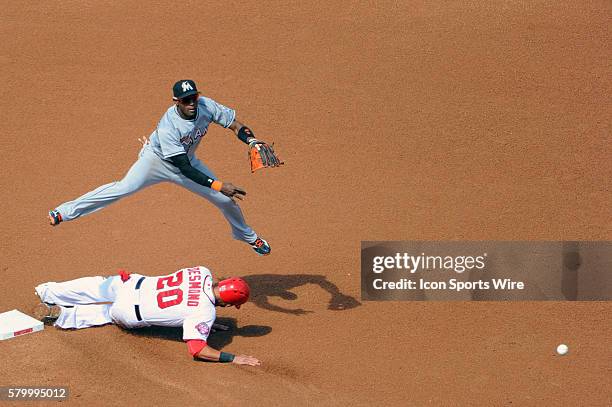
[1,1,610,406]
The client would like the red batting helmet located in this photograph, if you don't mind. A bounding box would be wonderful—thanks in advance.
[218,277,250,309]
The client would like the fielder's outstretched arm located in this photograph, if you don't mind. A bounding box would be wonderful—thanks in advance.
[168,153,246,202]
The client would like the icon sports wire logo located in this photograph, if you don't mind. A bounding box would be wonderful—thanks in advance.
[372,252,487,274]
[362,241,612,301]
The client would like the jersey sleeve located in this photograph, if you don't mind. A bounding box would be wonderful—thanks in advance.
[156,113,186,158]
[200,97,236,128]
[182,313,216,341]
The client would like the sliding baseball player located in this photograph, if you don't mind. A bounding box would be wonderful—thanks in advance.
[33,266,260,365]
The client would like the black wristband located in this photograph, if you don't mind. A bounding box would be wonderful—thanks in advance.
[237,126,254,144]
[219,352,235,363]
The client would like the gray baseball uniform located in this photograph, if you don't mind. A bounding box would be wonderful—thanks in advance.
[54,96,257,243]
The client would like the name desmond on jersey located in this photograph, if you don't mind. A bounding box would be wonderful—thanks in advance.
[180,128,206,147]
[187,267,203,306]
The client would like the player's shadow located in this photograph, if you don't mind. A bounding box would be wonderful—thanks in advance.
[123,317,271,351]
[240,274,361,315]
[122,274,358,348]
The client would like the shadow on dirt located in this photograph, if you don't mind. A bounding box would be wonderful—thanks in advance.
[240,274,361,315]
[124,317,271,351]
[122,274,358,347]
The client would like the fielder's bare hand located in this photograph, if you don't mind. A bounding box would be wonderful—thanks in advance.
[220,183,246,203]
[233,355,261,366]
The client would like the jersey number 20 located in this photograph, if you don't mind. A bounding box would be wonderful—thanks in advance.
[156,271,184,309]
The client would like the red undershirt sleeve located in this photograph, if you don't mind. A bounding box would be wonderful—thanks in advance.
[186,339,207,357]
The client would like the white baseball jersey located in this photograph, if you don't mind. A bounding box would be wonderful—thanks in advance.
[136,266,217,341]
[149,96,236,162]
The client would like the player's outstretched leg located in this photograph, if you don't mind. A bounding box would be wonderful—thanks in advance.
[177,159,271,256]
[33,275,123,328]
[34,304,114,329]
[35,276,122,306]
[48,148,165,226]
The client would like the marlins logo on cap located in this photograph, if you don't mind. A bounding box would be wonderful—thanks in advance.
[173,79,199,99]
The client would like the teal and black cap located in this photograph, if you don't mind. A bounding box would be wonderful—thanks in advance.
[173,79,199,99]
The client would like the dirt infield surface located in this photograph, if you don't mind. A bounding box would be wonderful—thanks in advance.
[1,1,610,406]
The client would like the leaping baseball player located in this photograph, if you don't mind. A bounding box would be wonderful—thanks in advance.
[48,79,282,256]
[33,266,261,366]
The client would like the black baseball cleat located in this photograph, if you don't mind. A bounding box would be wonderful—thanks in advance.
[48,210,62,226]
[250,237,271,256]
[32,302,62,324]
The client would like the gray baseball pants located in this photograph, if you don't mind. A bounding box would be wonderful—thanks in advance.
[55,145,257,243]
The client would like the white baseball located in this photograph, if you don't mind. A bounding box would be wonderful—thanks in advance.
[556,344,569,355]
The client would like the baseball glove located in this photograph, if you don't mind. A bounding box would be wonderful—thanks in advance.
[248,140,283,173]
